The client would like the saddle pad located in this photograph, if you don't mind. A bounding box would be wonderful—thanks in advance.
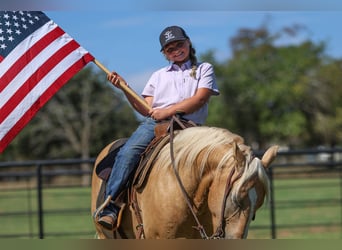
[95,138,128,180]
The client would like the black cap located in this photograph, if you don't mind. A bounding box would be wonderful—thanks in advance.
[159,26,189,51]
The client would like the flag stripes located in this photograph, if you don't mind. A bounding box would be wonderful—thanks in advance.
[0,12,94,152]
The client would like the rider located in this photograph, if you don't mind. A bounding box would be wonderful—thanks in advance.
[97,25,220,230]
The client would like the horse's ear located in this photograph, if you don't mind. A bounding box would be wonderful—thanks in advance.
[261,145,279,168]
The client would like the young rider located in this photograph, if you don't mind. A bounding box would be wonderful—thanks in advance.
[98,25,219,230]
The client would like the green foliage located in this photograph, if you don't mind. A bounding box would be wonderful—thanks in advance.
[301,59,342,146]
[203,23,341,148]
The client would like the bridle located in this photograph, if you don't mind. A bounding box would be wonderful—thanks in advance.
[168,115,245,239]
[211,154,256,239]
[209,167,243,239]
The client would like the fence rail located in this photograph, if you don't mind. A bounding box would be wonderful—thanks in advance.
[0,147,341,239]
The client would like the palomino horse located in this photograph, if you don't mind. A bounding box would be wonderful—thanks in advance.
[91,126,278,239]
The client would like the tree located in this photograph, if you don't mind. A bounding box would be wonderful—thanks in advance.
[300,59,342,146]
[205,23,341,149]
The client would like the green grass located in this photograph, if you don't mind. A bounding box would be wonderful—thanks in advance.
[0,187,94,239]
[248,177,342,239]
[0,177,341,239]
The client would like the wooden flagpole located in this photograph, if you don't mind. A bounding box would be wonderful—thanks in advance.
[93,59,151,116]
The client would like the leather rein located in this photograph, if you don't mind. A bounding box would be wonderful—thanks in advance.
[168,115,243,239]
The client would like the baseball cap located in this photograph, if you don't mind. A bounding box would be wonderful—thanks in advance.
[159,26,189,51]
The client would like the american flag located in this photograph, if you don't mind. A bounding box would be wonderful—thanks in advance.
[0,11,94,153]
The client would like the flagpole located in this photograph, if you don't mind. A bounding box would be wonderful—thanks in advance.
[93,59,151,116]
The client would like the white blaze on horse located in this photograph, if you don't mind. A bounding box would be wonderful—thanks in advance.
[91,126,278,239]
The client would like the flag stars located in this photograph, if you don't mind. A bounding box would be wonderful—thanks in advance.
[1,11,49,53]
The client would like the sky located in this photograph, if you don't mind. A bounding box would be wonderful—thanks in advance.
[2,0,342,93]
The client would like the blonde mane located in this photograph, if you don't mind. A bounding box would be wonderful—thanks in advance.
[155,126,270,203]
[155,126,243,174]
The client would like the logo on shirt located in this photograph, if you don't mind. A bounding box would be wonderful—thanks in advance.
[164,30,175,42]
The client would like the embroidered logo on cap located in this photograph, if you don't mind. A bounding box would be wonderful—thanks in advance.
[164,30,175,42]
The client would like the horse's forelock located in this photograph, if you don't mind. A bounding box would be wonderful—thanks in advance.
[231,156,270,205]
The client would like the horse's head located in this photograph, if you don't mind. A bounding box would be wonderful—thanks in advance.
[208,144,278,239]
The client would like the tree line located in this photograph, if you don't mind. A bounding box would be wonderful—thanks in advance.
[1,22,341,160]
[205,23,341,149]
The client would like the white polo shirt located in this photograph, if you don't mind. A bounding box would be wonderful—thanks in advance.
[142,60,219,125]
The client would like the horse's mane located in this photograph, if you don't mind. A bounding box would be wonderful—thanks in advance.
[156,126,243,174]
[155,126,270,203]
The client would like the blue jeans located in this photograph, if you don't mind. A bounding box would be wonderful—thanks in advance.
[105,117,156,200]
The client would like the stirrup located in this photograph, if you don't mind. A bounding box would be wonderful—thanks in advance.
[93,195,126,231]
[93,195,112,222]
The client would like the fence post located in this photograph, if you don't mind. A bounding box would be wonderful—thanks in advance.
[269,167,277,239]
[37,164,44,239]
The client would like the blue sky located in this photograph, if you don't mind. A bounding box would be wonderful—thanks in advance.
[2,1,342,93]
[45,11,342,93]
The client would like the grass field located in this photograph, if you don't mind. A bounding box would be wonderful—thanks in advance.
[0,177,341,239]
[249,177,341,239]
